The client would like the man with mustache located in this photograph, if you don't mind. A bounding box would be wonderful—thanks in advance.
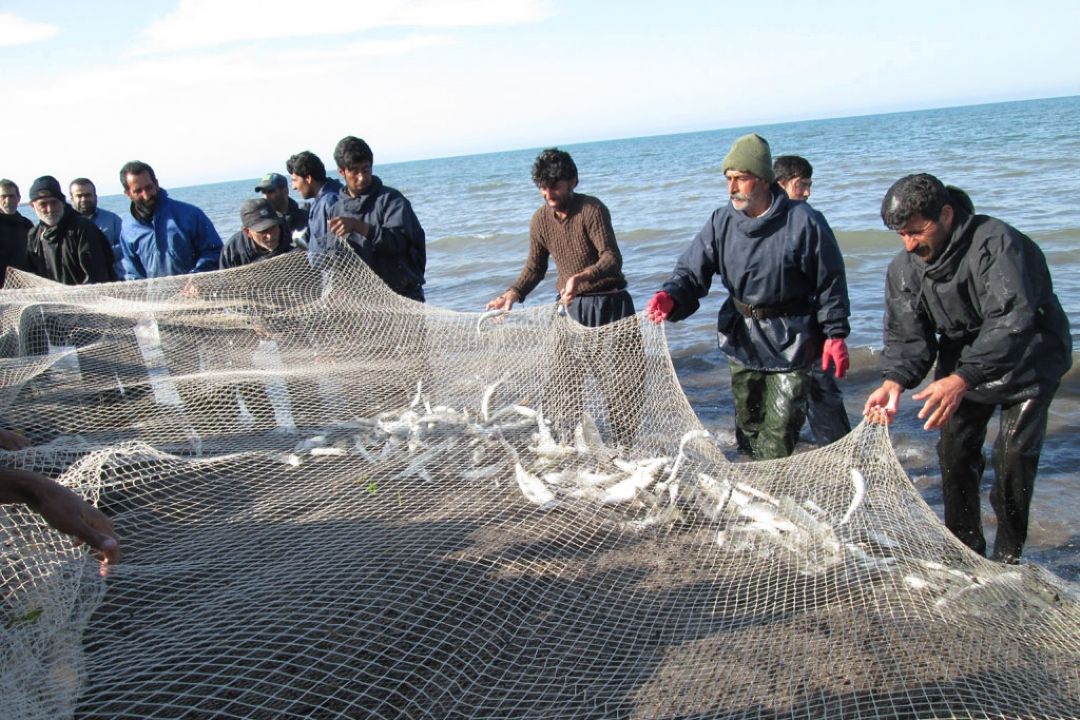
[117,160,222,280]
[70,177,124,280]
[865,173,1071,563]
[25,175,115,284]
[646,133,851,460]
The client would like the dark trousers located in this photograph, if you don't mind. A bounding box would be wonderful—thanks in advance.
[806,364,851,444]
[937,387,1057,562]
[729,361,810,460]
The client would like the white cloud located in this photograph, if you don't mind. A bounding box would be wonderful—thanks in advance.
[136,0,551,54]
[0,13,58,47]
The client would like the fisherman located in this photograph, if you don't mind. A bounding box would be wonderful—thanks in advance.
[70,177,124,280]
[486,147,643,446]
[25,175,116,284]
[864,173,1072,563]
[117,160,222,280]
[327,136,426,301]
[773,154,851,446]
[646,133,851,460]
[220,198,295,269]
[286,150,342,260]
[0,178,31,286]
[254,172,308,244]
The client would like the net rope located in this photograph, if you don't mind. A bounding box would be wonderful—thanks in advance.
[2,246,1078,719]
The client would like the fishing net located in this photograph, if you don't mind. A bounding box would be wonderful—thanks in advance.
[2,246,1078,719]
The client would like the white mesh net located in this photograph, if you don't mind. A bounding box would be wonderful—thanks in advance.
[2,247,1078,719]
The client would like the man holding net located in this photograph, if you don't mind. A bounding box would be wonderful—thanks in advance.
[486,148,643,446]
[646,133,851,460]
[865,173,1072,563]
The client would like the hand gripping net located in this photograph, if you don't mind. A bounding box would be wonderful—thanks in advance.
[2,247,1078,719]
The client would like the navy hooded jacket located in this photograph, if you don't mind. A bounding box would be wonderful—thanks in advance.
[661,185,850,371]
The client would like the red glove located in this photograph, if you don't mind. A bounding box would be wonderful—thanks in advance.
[822,338,849,379]
[645,291,676,323]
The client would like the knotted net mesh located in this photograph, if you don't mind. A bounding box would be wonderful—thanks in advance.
[2,247,1078,719]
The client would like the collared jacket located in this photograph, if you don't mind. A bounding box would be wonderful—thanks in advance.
[0,211,31,287]
[880,208,1071,404]
[220,220,295,269]
[120,189,222,280]
[661,185,850,372]
[26,205,116,285]
[330,176,426,301]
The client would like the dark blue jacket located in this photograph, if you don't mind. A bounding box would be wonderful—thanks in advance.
[661,186,850,371]
[220,220,295,269]
[306,178,343,259]
[330,176,426,301]
[120,189,222,279]
[880,208,1072,404]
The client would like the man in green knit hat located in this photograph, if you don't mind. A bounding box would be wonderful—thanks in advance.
[646,133,851,459]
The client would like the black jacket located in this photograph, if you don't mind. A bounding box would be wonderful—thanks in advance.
[26,205,116,285]
[330,176,426,302]
[220,220,295,269]
[0,211,31,287]
[880,208,1072,404]
[661,186,850,371]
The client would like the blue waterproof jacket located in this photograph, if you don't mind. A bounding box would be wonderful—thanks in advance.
[120,189,222,279]
[330,176,426,301]
[661,186,850,371]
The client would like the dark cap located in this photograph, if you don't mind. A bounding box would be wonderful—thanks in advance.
[29,175,65,202]
[254,172,287,192]
[240,198,279,232]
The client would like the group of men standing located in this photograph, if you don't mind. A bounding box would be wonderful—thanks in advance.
[0,135,427,304]
[0,131,1072,564]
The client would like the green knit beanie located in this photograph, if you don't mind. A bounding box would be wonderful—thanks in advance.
[722,133,774,183]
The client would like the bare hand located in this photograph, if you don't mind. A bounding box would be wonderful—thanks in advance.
[5,468,121,566]
[912,374,968,430]
[863,380,903,424]
[485,291,517,312]
[559,276,580,305]
[327,216,369,238]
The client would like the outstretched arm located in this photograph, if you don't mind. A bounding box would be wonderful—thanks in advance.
[1,467,120,565]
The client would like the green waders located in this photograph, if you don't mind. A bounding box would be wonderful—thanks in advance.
[729,361,810,460]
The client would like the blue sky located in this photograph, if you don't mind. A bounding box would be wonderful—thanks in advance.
[3,0,1079,192]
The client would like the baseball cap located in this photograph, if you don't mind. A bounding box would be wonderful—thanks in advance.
[240,198,279,232]
[254,172,288,192]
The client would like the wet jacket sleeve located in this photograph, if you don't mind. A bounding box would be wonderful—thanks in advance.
[880,256,937,388]
[660,212,722,322]
[951,229,1044,389]
[810,217,850,338]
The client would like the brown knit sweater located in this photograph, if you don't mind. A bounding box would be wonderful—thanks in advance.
[508,193,626,302]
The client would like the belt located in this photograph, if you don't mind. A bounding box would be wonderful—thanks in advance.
[731,297,813,320]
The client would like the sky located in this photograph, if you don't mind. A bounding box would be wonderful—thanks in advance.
[3,0,1079,193]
